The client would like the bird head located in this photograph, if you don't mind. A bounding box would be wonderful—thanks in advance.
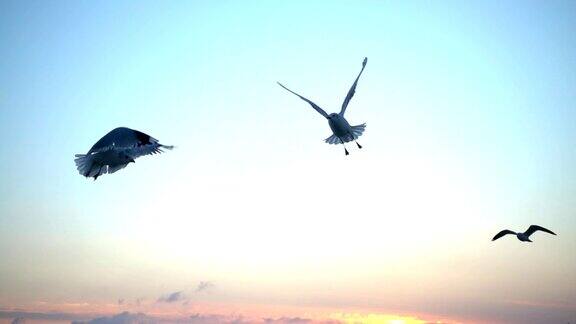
[328,113,339,119]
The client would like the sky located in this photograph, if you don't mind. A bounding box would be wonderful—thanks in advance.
[1,1,575,323]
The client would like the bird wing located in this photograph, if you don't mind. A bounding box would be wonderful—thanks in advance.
[87,127,125,153]
[340,57,367,116]
[525,225,556,237]
[88,127,146,154]
[277,82,329,119]
[88,127,173,159]
[123,139,173,159]
[492,230,516,241]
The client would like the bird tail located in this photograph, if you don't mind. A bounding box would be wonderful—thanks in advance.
[350,123,366,139]
[74,153,93,177]
[325,134,340,145]
[324,123,366,145]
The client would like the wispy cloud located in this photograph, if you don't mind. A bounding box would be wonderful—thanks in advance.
[0,311,84,322]
[157,291,187,303]
[72,312,155,324]
[155,281,214,306]
[188,313,249,323]
[195,281,215,293]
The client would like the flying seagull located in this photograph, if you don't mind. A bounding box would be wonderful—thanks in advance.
[75,127,173,180]
[492,225,556,242]
[277,57,368,155]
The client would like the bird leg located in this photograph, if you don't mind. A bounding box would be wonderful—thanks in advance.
[339,138,349,155]
[347,132,362,149]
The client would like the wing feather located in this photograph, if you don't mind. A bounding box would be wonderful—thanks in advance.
[525,225,556,237]
[277,82,329,119]
[492,230,516,241]
[340,57,367,116]
[123,141,174,160]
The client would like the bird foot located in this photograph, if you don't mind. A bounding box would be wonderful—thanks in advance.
[345,149,349,155]
[356,143,362,149]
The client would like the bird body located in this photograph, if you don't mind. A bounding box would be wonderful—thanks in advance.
[516,232,532,242]
[75,127,173,180]
[492,225,556,242]
[328,113,353,138]
[90,148,134,166]
[278,57,368,155]
[325,113,366,145]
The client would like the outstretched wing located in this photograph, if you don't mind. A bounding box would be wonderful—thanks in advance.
[492,230,516,241]
[525,225,556,237]
[88,127,173,159]
[340,57,367,116]
[87,127,129,154]
[277,82,329,119]
[88,127,155,154]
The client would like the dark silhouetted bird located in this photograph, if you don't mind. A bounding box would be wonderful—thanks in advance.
[492,225,556,242]
[75,127,173,180]
[278,57,368,155]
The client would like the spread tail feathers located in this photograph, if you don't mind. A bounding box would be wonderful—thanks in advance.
[74,154,93,177]
[324,123,366,145]
[74,153,126,179]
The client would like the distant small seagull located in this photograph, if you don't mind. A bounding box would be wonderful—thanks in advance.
[492,225,556,242]
[75,127,173,180]
[278,57,368,155]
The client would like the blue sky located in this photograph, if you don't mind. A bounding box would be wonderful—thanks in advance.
[1,1,575,323]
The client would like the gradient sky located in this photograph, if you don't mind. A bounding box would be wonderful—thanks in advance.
[1,1,575,323]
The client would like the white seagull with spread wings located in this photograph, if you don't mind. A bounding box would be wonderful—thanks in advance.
[75,127,173,180]
[278,57,368,155]
[492,225,556,242]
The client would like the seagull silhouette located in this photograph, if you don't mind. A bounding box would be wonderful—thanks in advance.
[75,127,173,180]
[492,225,556,242]
[278,57,368,155]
